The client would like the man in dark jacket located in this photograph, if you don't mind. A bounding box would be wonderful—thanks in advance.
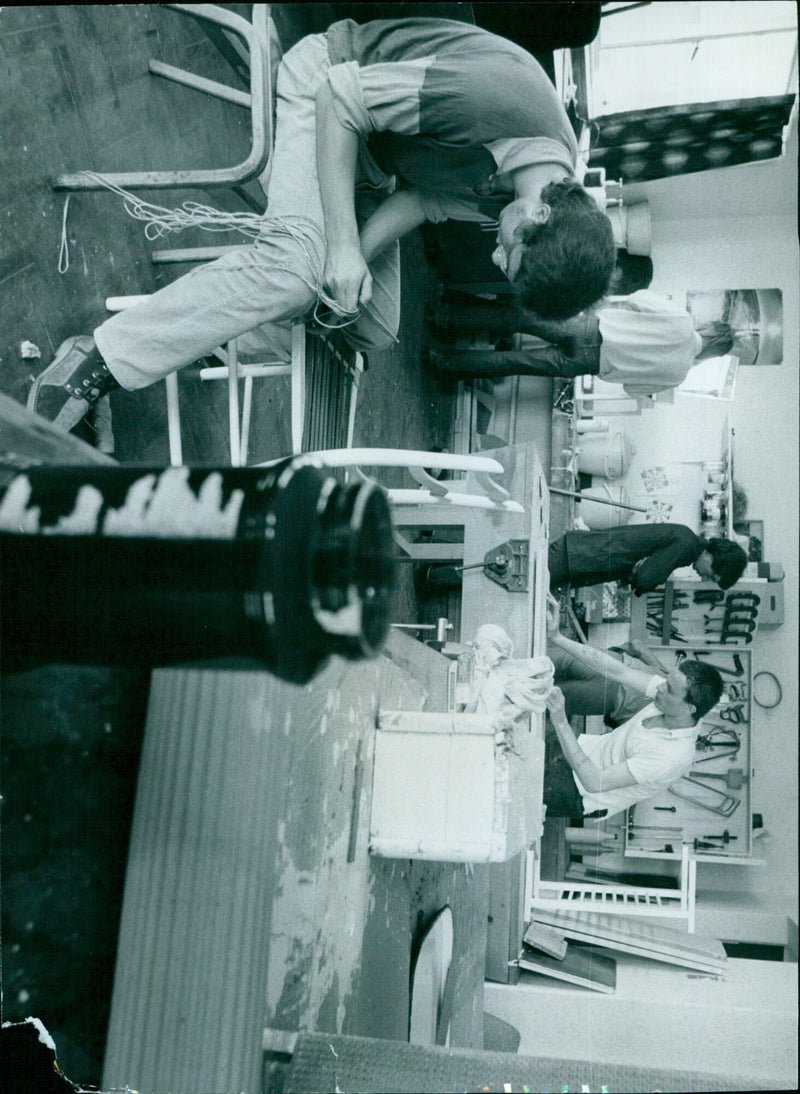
[548,523,747,595]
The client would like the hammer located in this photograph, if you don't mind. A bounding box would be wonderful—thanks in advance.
[689,766,747,790]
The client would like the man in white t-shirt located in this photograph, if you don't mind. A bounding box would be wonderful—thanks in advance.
[542,597,724,820]
[427,289,734,397]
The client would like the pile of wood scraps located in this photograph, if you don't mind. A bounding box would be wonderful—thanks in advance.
[514,910,728,994]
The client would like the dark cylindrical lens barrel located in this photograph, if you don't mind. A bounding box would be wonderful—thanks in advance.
[0,462,396,684]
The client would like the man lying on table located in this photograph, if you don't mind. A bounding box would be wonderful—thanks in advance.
[542,596,723,820]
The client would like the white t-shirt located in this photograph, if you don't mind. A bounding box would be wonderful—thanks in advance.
[597,290,704,396]
[572,675,697,817]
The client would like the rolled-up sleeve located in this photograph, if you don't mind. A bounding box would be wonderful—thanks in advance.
[486,137,577,176]
[326,58,434,137]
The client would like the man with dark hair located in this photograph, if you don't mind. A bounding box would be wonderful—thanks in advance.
[543,597,724,820]
[549,523,748,596]
[29,16,616,434]
[608,249,653,296]
[427,289,734,396]
[507,179,617,319]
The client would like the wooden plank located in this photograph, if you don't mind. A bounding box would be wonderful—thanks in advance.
[484,853,525,984]
[531,909,727,970]
[522,922,568,960]
[518,942,617,993]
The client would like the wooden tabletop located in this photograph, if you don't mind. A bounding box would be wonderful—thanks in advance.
[460,441,551,664]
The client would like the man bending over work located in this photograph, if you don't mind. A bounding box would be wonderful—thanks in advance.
[548,523,747,596]
[30,16,616,433]
[542,597,723,820]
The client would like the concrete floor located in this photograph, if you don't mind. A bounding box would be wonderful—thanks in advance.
[0,4,556,1086]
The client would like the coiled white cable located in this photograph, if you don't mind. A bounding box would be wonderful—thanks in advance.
[60,170,361,327]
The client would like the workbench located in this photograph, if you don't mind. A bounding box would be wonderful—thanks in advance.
[461,443,551,984]
[101,639,491,1093]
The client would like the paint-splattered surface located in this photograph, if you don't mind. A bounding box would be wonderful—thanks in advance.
[101,655,488,1092]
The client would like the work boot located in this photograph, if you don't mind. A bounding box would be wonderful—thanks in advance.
[28,336,120,432]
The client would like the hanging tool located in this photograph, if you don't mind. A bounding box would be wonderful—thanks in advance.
[668,591,691,610]
[626,806,681,840]
[693,590,725,605]
[696,727,741,750]
[726,592,760,608]
[694,726,741,764]
[692,652,745,677]
[726,683,748,702]
[705,618,756,636]
[693,745,740,765]
[752,671,782,709]
[702,830,738,844]
[719,704,747,724]
[703,609,757,626]
[689,766,747,789]
[720,627,753,645]
[669,775,740,817]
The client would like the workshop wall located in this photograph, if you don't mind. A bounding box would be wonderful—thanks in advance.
[619,113,799,926]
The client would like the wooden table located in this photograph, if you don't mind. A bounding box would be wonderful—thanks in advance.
[461,443,551,984]
[460,441,550,659]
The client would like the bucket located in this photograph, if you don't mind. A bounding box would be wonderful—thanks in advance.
[604,203,651,256]
[579,483,634,530]
[624,202,651,256]
[577,430,635,479]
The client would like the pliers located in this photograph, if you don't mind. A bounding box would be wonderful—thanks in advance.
[719,704,747,723]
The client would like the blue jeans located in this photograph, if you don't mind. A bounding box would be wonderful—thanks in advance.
[549,643,650,724]
[95,34,400,391]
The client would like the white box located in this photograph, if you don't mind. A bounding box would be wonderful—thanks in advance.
[369,711,544,863]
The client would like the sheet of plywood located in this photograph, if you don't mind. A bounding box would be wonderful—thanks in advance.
[532,909,727,971]
[518,942,616,993]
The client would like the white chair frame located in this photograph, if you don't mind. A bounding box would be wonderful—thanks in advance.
[256,448,525,517]
[526,840,697,932]
[106,296,358,465]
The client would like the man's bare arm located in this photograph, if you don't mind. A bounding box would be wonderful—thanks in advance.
[546,687,637,794]
[315,80,372,312]
[359,190,427,263]
[546,595,657,694]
